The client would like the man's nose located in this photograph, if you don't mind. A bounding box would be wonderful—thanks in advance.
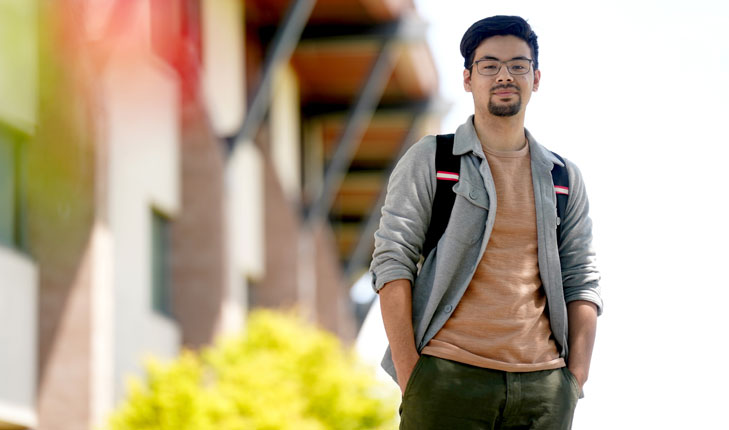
[496,64,514,82]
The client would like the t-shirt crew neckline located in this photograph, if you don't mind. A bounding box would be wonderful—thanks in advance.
[482,138,530,158]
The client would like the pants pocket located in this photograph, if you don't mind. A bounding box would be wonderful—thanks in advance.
[402,355,427,398]
[561,367,582,398]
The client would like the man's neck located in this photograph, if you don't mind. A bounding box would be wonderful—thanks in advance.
[473,112,527,152]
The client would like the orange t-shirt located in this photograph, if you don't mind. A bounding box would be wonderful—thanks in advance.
[422,142,564,372]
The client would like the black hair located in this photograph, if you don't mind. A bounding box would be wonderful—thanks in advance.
[460,15,539,70]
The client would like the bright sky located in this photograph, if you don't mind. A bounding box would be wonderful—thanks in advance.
[357,1,729,428]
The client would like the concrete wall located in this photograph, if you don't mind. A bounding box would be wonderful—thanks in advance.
[255,64,305,310]
[201,0,245,136]
[104,30,182,401]
[227,142,264,318]
[0,248,37,429]
[201,0,249,334]
[270,66,301,202]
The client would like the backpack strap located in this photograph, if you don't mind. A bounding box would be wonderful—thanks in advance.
[422,134,459,259]
[550,152,569,248]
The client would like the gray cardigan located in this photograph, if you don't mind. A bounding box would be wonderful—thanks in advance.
[369,116,602,382]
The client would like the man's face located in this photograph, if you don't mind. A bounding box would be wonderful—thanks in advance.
[463,35,540,118]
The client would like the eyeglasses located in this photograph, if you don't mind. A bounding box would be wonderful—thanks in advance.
[471,58,533,76]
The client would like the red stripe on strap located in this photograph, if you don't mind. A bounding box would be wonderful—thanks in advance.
[436,171,459,181]
[555,186,569,195]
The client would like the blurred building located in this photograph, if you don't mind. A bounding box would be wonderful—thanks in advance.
[0,0,440,429]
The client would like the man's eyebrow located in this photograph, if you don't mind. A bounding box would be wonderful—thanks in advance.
[476,55,530,61]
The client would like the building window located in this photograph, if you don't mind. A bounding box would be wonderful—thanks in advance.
[0,126,22,249]
[151,209,173,318]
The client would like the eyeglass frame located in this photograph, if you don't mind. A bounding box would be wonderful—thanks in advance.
[470,57,534,76]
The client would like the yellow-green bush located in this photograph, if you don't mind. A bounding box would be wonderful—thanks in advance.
[108,310,398,430]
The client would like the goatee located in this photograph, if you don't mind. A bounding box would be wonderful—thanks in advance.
[488,84,522,117]
[488,98,521,117]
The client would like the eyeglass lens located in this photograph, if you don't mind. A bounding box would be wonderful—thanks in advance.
[477,59,531,76]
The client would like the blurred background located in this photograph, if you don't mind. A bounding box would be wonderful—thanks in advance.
[2,0,729,429]
[0,0,441,429]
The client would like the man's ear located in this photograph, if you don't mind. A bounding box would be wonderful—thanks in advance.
[463,68,472,92]
[533,69,541,92]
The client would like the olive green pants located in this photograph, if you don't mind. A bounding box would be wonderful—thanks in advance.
[399,355,580,430]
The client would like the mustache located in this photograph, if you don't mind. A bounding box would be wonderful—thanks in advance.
[491,84,520,91]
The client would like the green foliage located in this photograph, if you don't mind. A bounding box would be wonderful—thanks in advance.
[108,310,398,430]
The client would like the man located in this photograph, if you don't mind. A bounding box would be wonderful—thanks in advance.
[370,15,602,429]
